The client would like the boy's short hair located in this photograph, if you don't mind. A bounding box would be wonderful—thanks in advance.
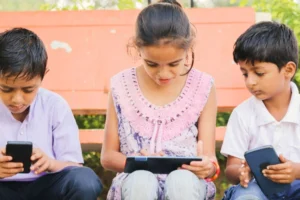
[233,21,299,71]
[0,28,48,80]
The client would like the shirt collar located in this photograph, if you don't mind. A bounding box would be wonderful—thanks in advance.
[255,82,300,126]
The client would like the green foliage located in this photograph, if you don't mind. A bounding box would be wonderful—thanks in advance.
[118,0,143,10]
[75,115,106,129]
[295,72,300,90]
[0,0,44,11]
[40,0,96,11]
[40,0,144,11]
[217,112,230,127]
[83,152,116,200]
[214,152,231,199]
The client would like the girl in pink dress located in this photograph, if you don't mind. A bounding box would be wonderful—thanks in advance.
[101,1,219,199]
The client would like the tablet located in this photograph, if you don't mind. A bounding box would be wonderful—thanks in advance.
[6,141,33,173]
[244,145,290,197]
[124,156,202,174]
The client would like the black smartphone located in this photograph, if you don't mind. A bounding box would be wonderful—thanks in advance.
[124,156,202,174]
[6,141,33,173]
[244,145,290,197]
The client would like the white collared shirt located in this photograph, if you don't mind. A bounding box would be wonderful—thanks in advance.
[221,82,300,162]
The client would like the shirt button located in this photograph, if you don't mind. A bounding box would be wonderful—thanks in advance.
[20,132,24,135]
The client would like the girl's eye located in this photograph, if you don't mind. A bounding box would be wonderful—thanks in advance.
[146,63,158,67]
[169,63,179,67]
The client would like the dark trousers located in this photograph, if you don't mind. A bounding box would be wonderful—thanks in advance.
[0,166,102,200]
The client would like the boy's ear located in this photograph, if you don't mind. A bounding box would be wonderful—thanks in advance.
[283,61,296,79]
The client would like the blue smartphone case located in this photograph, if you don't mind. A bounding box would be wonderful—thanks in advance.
[244,145,290,197]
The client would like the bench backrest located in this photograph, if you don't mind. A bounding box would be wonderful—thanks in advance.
[0,8,255,150]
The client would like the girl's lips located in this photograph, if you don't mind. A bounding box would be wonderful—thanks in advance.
[159,79,171,84]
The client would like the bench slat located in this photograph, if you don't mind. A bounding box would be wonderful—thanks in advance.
[79,126,226,144]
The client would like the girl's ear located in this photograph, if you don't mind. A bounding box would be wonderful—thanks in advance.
[184,51,189,67]
[45,68,50,74]
[128,45,141,64]
[184,48,193,67]
[283,61,297,80]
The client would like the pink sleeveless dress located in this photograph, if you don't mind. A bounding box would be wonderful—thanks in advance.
[107,67,216,200]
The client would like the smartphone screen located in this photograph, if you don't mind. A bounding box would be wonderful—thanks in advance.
[6,141,33,173]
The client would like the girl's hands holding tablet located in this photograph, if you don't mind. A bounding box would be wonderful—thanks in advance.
[181,141,215,179]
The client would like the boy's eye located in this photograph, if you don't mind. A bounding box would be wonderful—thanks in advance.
[256,72,265,76]
[23,90,34,93]
[0,89,13,93]
[0,87,13,93]
[242,73,248,78]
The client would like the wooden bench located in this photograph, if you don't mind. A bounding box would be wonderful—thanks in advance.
[0,7,255,151]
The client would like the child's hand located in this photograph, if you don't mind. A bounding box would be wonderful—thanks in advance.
[0,148,23,178]
[239,160,252,187]
[181,140,215,179]
[30,148,54,174]
[262,154,296,184]
[181,156,213,179]
[140,149,164,156]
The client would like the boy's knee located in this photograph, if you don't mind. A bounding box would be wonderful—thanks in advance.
[165,170,206,200]
[122,170,158,200]
[235,194,261,200]
[229,181,267,200]
[66,167,102,195]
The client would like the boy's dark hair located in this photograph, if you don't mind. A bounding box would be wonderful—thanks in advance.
[233,21,299,71]
[0,28,48,80]
[133,0,195,73]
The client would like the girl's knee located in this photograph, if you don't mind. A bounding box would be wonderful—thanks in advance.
[125,170,157,185]
[165,170,206,200]
[167,170,205,189]
[122,170,158,200]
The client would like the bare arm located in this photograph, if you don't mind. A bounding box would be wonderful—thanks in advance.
[198,84,217,162]
[296,164,300,179]
[221,106,251,185]
[180,84,218,178]
[225,156,243,184]
[100,93,126,172]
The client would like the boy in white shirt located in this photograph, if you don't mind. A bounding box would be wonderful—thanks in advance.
[221,21,300,200]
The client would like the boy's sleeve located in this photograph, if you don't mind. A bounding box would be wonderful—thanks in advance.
[51,98,84,163]
[220,109,250,159]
